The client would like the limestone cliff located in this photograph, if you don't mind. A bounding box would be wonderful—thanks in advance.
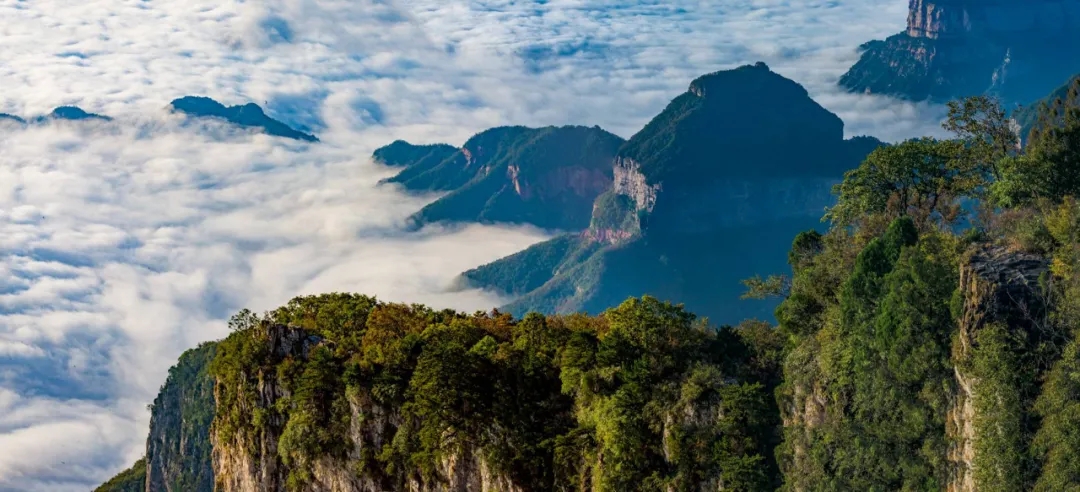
[145,343,217,492]
[610,158,658,215]
[209,324,526,492]
[906,0,1080,39]
[948,245,1049,492]
[841,0,1080,104]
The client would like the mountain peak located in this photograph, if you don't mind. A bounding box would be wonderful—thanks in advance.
[621,64,844,185]
[168,96,317,142]
[169,96,227,115]
[688,61,805,100]
[42,106,112,122]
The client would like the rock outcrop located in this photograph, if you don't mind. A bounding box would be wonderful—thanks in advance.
[209,324,526,492]
[145,343,217,492]
[841,0,1080,104]
[100,293,770,492]
[948,245,1049,492]
[907,0,1080,39]
[611,158,659,215]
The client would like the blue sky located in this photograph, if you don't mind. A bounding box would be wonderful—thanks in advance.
[0,0,945,490]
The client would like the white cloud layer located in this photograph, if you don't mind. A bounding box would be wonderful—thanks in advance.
[0,0,947,489]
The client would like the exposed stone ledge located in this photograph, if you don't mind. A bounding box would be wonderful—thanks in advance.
[612,157,660,213]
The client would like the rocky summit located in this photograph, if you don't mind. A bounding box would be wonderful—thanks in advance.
[841,0,1080,104]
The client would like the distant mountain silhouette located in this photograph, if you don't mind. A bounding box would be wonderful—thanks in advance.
[168,96,318,142]
[375,126,625,231]
[31,106,113,123]
[0,113,25,124]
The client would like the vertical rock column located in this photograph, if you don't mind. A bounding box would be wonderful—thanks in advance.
[949,246,1048,492]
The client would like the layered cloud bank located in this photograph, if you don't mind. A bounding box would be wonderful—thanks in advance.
[0,0,942,490]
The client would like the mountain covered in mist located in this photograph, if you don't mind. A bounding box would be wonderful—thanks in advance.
[168,97,319,142]
[96,61,1080,492]
[0,98,317,142]
[375,125,625,231]
[0,106,112,124]
[461,62,882,324]
[97,67,1080,489]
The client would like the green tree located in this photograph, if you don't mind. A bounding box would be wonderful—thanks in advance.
[826,138,979,228]
[1032,337,1080,491]
[1002,83,1080,207]
[778,218,959,492]
[942,94,1018,180]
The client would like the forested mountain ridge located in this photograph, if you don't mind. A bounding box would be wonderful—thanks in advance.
[462,63,883,324]
[374,125,625,231]
[773,88,1080,491]
[98,68,1080,491]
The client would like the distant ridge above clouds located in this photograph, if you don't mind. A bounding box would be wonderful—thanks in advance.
[0,106,113,124]
[168,96,319,142]
[0,98,318,142]
[40,106,114,122]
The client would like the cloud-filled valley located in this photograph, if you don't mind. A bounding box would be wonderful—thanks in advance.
[0,0,949,489]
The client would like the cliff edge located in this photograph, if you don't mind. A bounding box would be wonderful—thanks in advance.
[841,0,1080,104]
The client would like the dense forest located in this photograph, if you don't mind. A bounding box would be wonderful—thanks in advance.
[99,79,1080,491]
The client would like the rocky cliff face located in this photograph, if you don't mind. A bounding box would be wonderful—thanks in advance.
[145,343,217,492]
[210,324,525,492]
[907,0,1080,39]
[842,0,1080,104]
[105,291,780,492]
[948,246,1049,492]
[611,158,658,214]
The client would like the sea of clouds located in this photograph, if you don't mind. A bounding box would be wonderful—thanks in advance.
[0,0,948,489]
